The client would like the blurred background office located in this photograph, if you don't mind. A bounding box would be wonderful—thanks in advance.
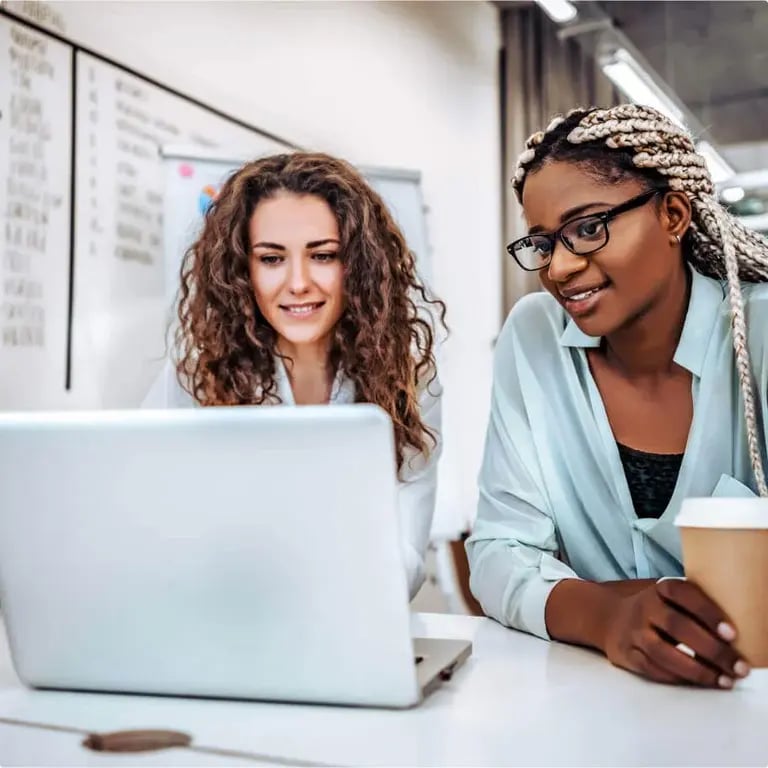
[1,0,767,612]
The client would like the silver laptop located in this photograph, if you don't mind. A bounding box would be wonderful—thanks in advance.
[0,405,470,708]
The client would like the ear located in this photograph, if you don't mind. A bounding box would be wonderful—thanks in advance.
[659,191,692,242]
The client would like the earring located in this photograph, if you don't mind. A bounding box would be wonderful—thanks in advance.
[673,234,681,244]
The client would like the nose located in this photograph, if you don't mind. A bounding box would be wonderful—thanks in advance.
[546,238,588,285]
[287,254,311,295]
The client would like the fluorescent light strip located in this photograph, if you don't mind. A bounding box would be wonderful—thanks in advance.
[600,49,686,128]
[535,0,578,23]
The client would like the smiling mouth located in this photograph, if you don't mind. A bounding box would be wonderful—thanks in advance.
[279,301,325,316]
[560,281,611,303]
[556,281,612,317]
[565,286,603,302]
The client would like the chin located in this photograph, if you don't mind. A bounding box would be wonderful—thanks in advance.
[275,325,334,347]
[566,310,618,339]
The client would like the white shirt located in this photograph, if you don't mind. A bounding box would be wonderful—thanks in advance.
[142,357,442,600]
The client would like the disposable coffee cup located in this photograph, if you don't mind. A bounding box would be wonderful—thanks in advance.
[676,498,768,667]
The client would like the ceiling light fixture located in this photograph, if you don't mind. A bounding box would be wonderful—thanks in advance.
[599,48,686,128]
[720,186,746,204]
[535,0,578,24]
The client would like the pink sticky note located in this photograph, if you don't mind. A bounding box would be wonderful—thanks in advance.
[179,163,194,178]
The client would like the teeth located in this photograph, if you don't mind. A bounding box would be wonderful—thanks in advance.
[285,304,320,314]
[569,287,601,301]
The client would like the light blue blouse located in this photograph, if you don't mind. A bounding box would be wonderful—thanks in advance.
[466,267,768,639]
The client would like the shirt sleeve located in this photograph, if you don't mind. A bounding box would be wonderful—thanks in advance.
[397,373,442,601]
[466,306,579,639]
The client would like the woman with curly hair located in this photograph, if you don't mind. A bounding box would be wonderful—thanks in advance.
[144,152,446,600]
[467,104,768,687]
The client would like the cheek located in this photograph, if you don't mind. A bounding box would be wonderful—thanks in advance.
[249,268,287,323]
[603,219,668,272]
[316,264,345,303]
[250,265,283,303]
[597,230,670,286]
[539,271,558,298]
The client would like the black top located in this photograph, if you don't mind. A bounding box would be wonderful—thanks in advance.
[617,442,684,520]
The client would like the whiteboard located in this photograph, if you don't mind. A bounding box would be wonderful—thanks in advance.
[0,17,72,409]
[70,53,289,408]
[160,148,433,312]
[160,147,247,308]
[0,14,432,413]
[361,166,432,284]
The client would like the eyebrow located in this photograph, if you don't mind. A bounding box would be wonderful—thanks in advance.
[250,238,340,251]
[528,202,610,235]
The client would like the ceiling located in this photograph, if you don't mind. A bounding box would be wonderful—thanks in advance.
[496,1,768,172]
[596,1,768,167]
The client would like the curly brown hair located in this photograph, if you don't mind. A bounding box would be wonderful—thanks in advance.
[175,152,447,470]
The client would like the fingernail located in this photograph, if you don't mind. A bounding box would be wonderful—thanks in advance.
[718,675,733,689]
[733,660,750,678]
[717,622,736,641]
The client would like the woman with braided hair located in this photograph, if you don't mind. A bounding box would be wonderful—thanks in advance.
[143,152,446,600]
[467,104,768,687]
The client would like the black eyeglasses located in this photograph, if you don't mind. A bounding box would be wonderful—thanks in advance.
[507,189,663,272]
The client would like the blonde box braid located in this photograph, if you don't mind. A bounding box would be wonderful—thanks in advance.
[513,104,768,497]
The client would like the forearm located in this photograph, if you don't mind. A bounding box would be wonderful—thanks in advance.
[601,578,657,596]
[544,578,656,650]
[545,579,619,652]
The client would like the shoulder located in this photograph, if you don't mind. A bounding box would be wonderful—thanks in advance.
[697,267,768,319]
[399,366,443,478]
[141,360,197,408]
[494,291,569,383]
[701,274,768,375]
[743,281,768,368]
[743,281,768,312]
[497,291,566,351]
[415,365,442,423]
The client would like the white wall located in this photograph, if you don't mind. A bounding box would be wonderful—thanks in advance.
[8,0,503,534]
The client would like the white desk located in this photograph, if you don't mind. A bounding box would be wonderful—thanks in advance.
[1,612,766,766]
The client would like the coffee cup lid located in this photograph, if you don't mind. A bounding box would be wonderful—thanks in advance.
[675,497,768,529]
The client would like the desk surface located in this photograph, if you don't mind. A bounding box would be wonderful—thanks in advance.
[1,612,766,766]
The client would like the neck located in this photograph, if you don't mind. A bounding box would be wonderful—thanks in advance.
[276,337,335,404]
[602,267,691,377]
[277,338,332,372]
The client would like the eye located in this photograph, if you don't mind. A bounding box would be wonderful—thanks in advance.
[258,254,283,265]
[531,237,553,256]
[312,251,338,262]
[574,218,604,240]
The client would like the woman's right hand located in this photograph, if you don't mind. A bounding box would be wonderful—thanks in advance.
[601,578,751,688]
